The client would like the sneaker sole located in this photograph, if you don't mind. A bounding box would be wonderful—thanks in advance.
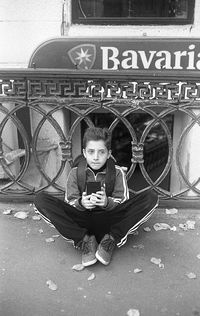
[82,258,97,267]
[95,251,109,265]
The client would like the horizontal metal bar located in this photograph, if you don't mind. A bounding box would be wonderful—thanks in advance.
[1,68,200,81]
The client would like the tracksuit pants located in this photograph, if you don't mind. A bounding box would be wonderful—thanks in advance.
[34,189,159,248]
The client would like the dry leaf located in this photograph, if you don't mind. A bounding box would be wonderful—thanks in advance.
[186,220,195,230]
[87,273,95,281]
[3,209,13,215]
[196,254,200,260]
[52,234,60,238]
[38,229,44,234]
[143,227,151,232]
[151,257,162,265]
[45,237,55,243]
[166,208,178,215]
[32,215,41,221]
[179,221,195,231]
[46,280,58,291]
[127,309,140,316]
[153,223,171,231]
[14,211,28,219]
[72,264,85,271]
[133,268,142,273]
[132,244,144,249]
[158,263,165,269]
[186,272,197,279]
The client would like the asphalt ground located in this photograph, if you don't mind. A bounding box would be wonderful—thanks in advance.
[1,203,200,316]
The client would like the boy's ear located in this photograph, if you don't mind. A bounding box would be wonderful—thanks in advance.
[83,149,86,158]
[108,150,112,159]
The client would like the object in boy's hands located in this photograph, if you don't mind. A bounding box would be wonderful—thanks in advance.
[86,181,101,195]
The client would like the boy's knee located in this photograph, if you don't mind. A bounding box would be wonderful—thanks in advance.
[146,189,158,204]
[34,191,49,205]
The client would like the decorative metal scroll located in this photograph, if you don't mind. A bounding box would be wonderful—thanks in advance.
[0,70,200,203]
[1,78,200,101]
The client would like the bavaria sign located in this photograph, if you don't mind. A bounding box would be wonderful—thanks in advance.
[29,37,200,72]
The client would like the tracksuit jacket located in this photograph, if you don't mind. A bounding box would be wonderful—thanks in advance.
[65,164,129,211]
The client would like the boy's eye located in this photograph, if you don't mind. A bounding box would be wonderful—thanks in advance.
[99,150,105,155]
[88,150,94,154]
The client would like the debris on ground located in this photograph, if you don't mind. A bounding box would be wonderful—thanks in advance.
[133,268,142,274]
[32,215,41,221]
[179,220,196,231]
[72,263,85,271]
[3,209,13,215]
[127,308,140,316]
[143,226,151,232]
[186,272,197,279]
[132,244,144,249]
[88,273,95,281]
[166,208,178,215]
[150,257,165,269]
[153,223,176,231]
[52,234,60,238]
[46,280,58,291]
[14,211,29,219]
[45,237,55,243]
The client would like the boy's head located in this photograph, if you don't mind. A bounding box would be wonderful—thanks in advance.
[82,127,112,170]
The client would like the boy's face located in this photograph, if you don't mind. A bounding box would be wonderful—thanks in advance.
[83,140,111,170]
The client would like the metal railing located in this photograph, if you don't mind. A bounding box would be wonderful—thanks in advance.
[0,68,200,206]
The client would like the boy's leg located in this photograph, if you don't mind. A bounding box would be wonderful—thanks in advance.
[108,189,159,247]
[34,192,90,247]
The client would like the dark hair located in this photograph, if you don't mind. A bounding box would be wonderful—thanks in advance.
[83,127,112,150]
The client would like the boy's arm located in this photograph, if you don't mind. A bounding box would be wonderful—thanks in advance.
[65,168,86,211]
[103,166,129,211]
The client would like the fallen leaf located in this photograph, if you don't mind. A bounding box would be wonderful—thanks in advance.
[38,229,44,234]
[179,221,195,231]
[3,209,13,215]
[46,280,58,291]
[186,220,195,230]
[14,211,28,219]
[32,215,41,221]
[179,223,188,231]
[127,309,140,316]
[45,237,55,243]
[186,272,197,279]
[196,254,200,260]
[72,264,85,271]
[151,257,162,265]
[132,244,144,249]
[52,234,60,238]
[158,263,165,269]
[133,268,142,273]
[153,223,171,231]
[143,226,151,232]
[166,208,178,215]
[88,273,95,281]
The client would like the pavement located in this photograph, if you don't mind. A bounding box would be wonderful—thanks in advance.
[1,202,200,316]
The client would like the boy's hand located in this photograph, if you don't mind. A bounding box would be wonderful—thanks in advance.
[81,192,96,209]
[90,187,108,208]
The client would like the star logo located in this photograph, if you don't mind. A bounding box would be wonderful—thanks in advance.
[68,44,96,69]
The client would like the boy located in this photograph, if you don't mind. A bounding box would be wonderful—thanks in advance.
[34,127,158,266]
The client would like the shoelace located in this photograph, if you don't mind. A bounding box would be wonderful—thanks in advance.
[101,237,115,252]
[81,239,93,255]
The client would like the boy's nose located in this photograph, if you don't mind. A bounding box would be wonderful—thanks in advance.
[94,152,99,160]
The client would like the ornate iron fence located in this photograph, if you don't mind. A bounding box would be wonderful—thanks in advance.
[0,69,200,206]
